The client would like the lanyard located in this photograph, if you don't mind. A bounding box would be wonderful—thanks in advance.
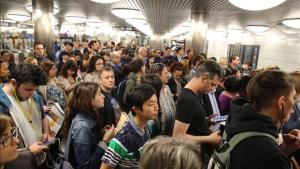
[13,88,33,123]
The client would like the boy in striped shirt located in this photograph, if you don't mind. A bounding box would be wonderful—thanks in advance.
[100,84,159,169]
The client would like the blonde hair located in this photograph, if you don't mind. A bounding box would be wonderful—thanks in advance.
[218,57,228,67]
[139,136,202,169]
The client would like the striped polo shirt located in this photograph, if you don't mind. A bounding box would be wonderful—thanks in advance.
[101,117,150,169]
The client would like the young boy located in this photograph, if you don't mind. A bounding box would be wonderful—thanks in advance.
[101,84,159,169]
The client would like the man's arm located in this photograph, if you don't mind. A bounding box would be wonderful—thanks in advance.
[100,162,112,169]
[172,120,221,144]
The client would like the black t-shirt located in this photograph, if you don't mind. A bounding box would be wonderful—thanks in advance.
[176,88,209,136]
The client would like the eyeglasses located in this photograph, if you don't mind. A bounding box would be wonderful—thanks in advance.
[0,127,19,148]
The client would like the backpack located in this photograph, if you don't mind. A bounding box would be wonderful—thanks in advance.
[207,131,277,169]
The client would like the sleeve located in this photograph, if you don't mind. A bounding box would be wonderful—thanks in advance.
[175,97,195,124]
[123,80,135,104]
[101,138,127,169]
[71,124,104,169]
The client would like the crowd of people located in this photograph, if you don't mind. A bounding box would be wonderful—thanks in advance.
[0,39,300,169]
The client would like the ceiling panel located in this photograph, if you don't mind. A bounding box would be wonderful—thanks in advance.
[1,0,300,36]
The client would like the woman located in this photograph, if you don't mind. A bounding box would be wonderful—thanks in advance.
[0,60,9,85]
[58,60,78,102]
[0,115,19,169]
[24,57,38,65]
[123,59,145,107]
[219,76,240,115]
[84,56,105,83]
[167,62,186,101]
[64,82,115,169]
[39,61,66,109]
[139,136,201,169]
[149,63,176,136]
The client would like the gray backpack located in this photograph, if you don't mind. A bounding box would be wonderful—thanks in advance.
[207,131,277,169]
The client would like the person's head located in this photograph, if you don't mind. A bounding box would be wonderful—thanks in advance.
[0,115,19,166]
[33,42,45,57]
[40,61,57,79]
[139,136,201,169]
[165,47,171,56]
[187,49,194,58]
[110,51,121,65]
[218,57,228,67]
[60,60,78,78]
[88,40,100,52]
[130,39,136,47]
[191,55,205,67]
[155,49,161,57]
[139,47,148,58]
[86,55,105,73]
[176,47,184,56]
[289,71,300,103]
[59,51,72,63]
[24,57,38,65]
[247,70,296,125]
[0,50,10,62]
[0,60,9,80]
[126,84,159,119]
[63,41,74,53]
[64,82,104,135]
[229,56,240,66]
[149,63,168,84]
[224,76,240,94]
[130,58,145,74]
[231,69,241,79]
[99,66,115,92]
[193,60,224,94]
[9,63,47,101]
[141,74,163,98]
[238,74,252,99]
[170,63,184,80]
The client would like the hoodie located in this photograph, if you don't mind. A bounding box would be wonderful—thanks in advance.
[226,97,291,169]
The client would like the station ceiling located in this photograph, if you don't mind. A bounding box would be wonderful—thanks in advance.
[1,0,300,35]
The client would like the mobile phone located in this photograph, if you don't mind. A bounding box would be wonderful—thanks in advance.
[42,138,57,147]
[213,115,228,122]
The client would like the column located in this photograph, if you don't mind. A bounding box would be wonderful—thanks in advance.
[32,0,55,58]
[189,12,208,57]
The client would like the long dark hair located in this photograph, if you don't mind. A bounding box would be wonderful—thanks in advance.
[63,82,101,136]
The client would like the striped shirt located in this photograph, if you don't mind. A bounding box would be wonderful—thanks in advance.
[102,118,150,169]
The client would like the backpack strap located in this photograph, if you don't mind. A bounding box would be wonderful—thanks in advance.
[211,131,277,169]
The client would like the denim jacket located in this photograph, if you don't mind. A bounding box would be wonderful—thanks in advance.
[65,112,105,169]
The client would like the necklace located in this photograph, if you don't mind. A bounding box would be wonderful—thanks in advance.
[13,88,33,123]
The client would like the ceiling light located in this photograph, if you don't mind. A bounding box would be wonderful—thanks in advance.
[0,19,16,23]
[89,0,120,3]
[125,18,147,25]
[282,18,300,29]
[111,8,144,19]
[246,25,269,32]
[6,14,31,22]
[228,0,286,11]
[86,19,102,27]
[26,5,60,14]
[64,16,87,24]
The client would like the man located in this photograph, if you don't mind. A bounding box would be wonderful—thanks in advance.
[225,70,300,169]
[173,60,224,167]
[109,51,122,86]
[172,46,184,62]
[227,55,240,74]
[33,42,50,64]
[0,63,50,165]
[101,84,159,169]
[137,47,148,64]
[89,40,100,55]
[99,67,122,126]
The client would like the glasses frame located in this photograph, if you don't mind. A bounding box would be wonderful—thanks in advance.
[0,127,19,148]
